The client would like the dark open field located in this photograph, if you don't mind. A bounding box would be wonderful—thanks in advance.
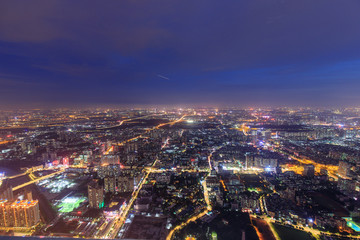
[272,223,315,240]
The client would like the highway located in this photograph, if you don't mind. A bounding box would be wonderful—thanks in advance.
[12,169,65,191]
[6,172,27,179]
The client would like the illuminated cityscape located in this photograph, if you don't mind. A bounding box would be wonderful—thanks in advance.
[0,108,359,240]
[1,0,360,239]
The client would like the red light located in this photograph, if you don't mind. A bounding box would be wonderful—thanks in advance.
[77,211,82,214]
[6,135,12,138]
[63,157,69,165]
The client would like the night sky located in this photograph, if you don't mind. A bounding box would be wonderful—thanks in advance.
[1,0,360,108]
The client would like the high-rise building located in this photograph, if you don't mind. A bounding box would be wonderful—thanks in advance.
[125,142,138,153]
[303,164,315,177]
[0,200,40,228]
[98,164,121,178]
[104,175,141,193]
[338,178,355,192]
[0,179,14,201]
[245,152,277,170]
[12,200,40,227]
[88,180,104,209]
[338,161,351,178]
[0,200,12,227]
[117,176,135,192]
[104,177,116,193]
[101,155,120,165]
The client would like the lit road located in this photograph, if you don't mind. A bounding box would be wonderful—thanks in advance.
[99,115,188,239]
[259,195,267,215]
[0,140,15,145]
[236,123,249,136]
[102,159,158,239]
[116,114,187,146]
[207,151,213,169]
[5,167,45,180]
[261,215,321,240]
[271,145,339,180]
[12,169,65,191]
[148,168,209,173]
[289,154,338,179]
[260,216,281,240]
[94,114,159,131]
[166,146,215,240]
[260,215,360,240]
[6,172,27,179]
[166,176,212,240]
[250,215,277,240]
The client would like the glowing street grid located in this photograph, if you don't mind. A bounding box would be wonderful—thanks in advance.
[57,196,86,213]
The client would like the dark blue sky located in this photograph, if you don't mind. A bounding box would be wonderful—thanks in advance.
[1,0,360,108]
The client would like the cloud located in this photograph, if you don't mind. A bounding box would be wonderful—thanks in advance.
[0,0,360,106]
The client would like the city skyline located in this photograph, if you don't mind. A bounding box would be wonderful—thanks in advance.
[1,0,360,108]
[1,108,360,239]
[2,2,360,239]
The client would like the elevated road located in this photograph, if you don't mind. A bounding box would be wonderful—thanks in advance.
[12,169,65,191]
